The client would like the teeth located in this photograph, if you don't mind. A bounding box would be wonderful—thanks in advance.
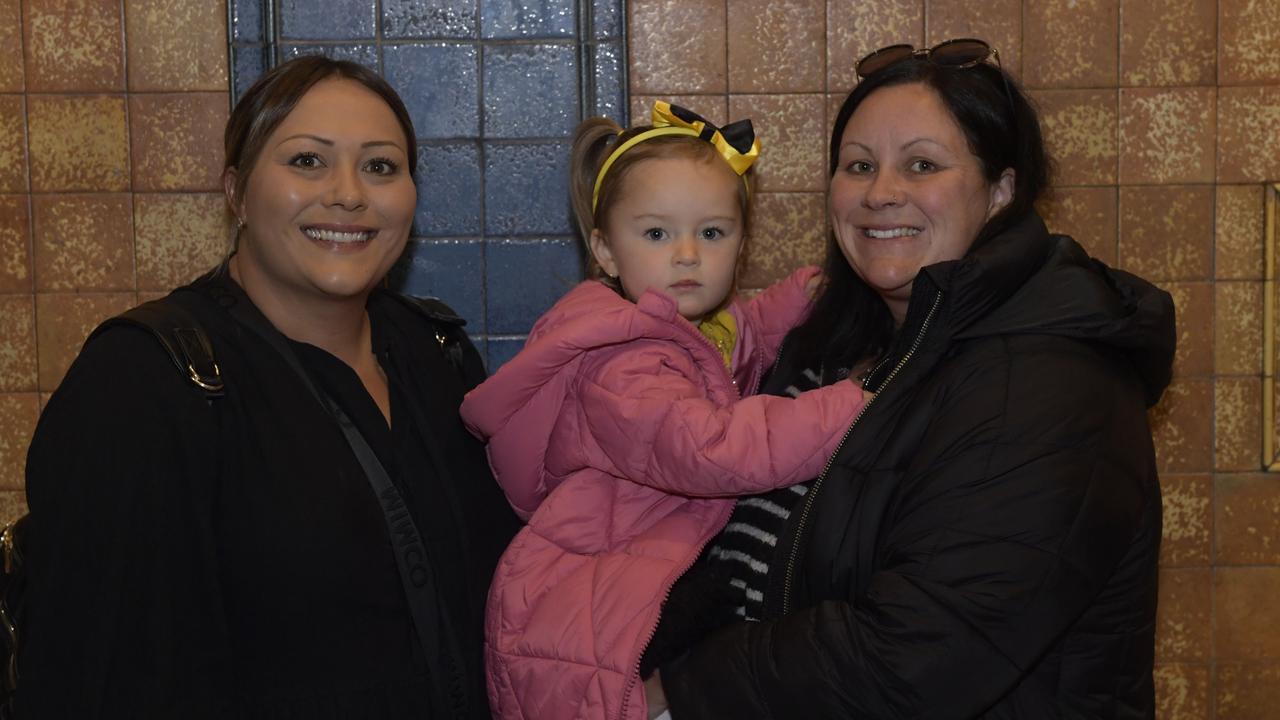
[303,228,373,243]
[863,227,920,239]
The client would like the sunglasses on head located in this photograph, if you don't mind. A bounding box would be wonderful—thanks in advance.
[855,38,1001,79]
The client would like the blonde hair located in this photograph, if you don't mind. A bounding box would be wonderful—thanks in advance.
[569,117,754,283]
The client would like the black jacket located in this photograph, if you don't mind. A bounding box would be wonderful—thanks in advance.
[662,213,1175,719]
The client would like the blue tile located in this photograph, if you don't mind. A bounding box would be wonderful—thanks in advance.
[485,237,582,334]
[279,44,380,71]
[481,0,576,39]
[592,0,621,39]
[484,45,579,138]
[389,239,485,333]
[484,142,572,235]
[383,0,477,38]
[383,43,480,140]
[280,0,377,39]
[414,143,482,236]
[231,0,263,43]
[232,46,268,104]
[591,43,624,124]
[485,336,527,371]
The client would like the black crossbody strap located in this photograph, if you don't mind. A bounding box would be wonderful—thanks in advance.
[208,280,466,716]
[88,299,225,398]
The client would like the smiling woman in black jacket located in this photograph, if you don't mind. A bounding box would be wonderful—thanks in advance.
[645,39,1174,719]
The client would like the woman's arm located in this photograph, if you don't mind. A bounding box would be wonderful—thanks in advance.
[18,327,233,718]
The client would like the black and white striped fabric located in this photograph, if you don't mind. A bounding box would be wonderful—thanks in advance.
[706,483,810,620]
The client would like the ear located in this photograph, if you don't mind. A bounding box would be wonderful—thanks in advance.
[986,167,1015,220]
[588,228,618,278]
[223,166,244,223]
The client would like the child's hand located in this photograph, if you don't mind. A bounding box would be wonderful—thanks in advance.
[645,671,668,719]
[805,272,825,297]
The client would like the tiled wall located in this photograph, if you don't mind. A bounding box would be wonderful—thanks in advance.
[627,1,1280,718]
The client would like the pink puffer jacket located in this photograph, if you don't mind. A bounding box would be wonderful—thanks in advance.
[460,268,866,720]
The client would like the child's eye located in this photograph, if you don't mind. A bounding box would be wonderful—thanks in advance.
[643,228,667,242]
[364,157,400,176]
[289,152,323,169]
[909,159,938,173]
[699,227,724,241]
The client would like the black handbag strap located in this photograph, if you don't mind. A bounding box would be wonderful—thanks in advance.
[208,279,467,716]
[88,299,225,398]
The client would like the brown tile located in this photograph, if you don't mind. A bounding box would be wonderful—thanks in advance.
[0,394,38,491]
[1219,0,1280,85]
[1216,663,1280,720]
[1156,568,1211,663]
[22,0,124,92]
[1119,87,1215,185]
[728,94,825,193]
[1214,566,1280,661]
[1214,282,1262,376]
[925,0,1021,79]
[739,192,825,290]
[125,0,228,91]
[1217,86,1280,184]
[1160,474,1212,566]
[34,292,135,392]
[32,194,134,292]
[1023,0,1118,88]
[0,491,27,525]
[1216,474,1280,565]
[1161,282,1212,378]
[27,95,129,192]
[630,95,728,128]
[1215,378,1262,472]
[1215,185,1265,281]
[1154,664,1211,720]
[0,0,23,92]
[728,0,823,93]
[0,295,37,393]
[0,95,26,192]
[629,0,726,95]
[129,93,227,192]
[1038,187,1118,265]
[1030,89,1118,186]
[1120,0,1215,86]
[1149,378,1213,473]
[0,195,32,293]
[134,193,229,292]
[1118,186,1212,282]
[826,0,923,95]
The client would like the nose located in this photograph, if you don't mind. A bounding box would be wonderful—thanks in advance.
[672,234,700,266]
[863,169,903,210]
[326,164,366,211]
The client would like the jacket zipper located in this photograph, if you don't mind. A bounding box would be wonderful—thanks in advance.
[780,290,942,616]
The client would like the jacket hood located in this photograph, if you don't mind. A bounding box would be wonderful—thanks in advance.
[924,212,1175,407]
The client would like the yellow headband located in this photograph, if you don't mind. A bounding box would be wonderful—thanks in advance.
[591,101,762,212]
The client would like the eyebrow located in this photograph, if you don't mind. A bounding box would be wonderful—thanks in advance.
[631,213,739,223]
[280,134,405,151]
[842,137,947,154]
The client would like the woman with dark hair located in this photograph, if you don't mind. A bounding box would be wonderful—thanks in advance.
[644,40,1174,719]
[18,56,517,718]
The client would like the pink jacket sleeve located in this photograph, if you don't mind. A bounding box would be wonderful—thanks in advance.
[736,266,821,364]
[577,340,865,497]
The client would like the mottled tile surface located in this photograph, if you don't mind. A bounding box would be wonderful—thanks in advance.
[382,0,478,38]
[0,95,26,193]
[484,142,571,236]
[0,195,31,293]
[1149,378,1213,473]
[1164,282,1213,377]
[1031,89,1118,186]
[1219,0,1280,85]
[414,144,482,236]
[1023,0,1118,88]
[125,0,229,91]
[1215,378,1262,472]
[486,238,582,334]
[1154,664,1211,720]
[728,0,824,93]
[925,0,1021,78]
[483,44,578,138]
[1120,0,1215,86]
[1159,474,1212,566]
[0,491,27,525]
[630,95,729,128]
[1214,282,1262,375]
[0,394,37,490]
[1037,187,1118,264]
[1217,474,1280,565]
[629,0,726,94]
[22,0,124,91]
[35,292,136,392]
[0,0,22,91]
[827,0,923,94]
[1214,567,1280,661]
[1119,87,1215,184]
[1217,86,1280,183]
[1156,568,1211,663]
[1215,185,1265,280]
[739,192,825,290]
[383,43,479,139]
[728,94,826,193]
[27,95,130,192]
[1216,663,1280,720]
[129,93,228,192]
[32,194,133,291]
[481,0,575,39]
[1118,185,1213,281]
[0,296,37,392]
[133,194,229,291]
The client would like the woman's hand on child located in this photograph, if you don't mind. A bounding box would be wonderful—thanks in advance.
[645,671,668,719]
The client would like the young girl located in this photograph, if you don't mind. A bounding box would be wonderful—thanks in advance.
[460,102,868,720]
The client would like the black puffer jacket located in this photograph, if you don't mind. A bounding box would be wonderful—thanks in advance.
[661,213,1175,719]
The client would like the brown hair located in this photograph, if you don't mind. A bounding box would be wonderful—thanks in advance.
[569,116,754,282]
[223,56,417,215]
